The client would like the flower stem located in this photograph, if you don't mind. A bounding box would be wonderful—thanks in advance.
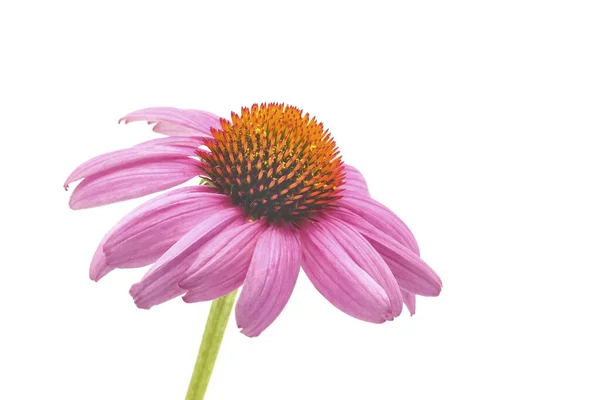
[185,290,238,400]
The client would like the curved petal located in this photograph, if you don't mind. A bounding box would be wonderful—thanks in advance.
[181,239,258,303]
[401,290,416,315]
[331,208,442,296]
[235,225,302,337]
[103,188,226,264]
[90,235,111,281]
[342,164,369,196]
[179,220,268,296]
[68,158,203,209]
[64,147,193,190]
[119,107,222,138]
[88,186,230,280]
[134,136,205,151]
[338,193,420,255]
[129,207,244,309]
[299,221,392,323]
[151,122,206,136]
[324,216,403,318]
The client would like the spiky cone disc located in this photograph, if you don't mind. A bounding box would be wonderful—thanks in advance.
[200,103,345,223]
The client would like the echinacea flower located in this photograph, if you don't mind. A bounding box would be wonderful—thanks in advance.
[65,103,442,338]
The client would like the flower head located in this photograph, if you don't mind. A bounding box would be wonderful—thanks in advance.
[202,104,343,223]
[65,103,442,337]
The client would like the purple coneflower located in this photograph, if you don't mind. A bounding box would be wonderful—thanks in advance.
[65,103,442,337]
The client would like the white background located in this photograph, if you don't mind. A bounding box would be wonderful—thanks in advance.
[1,1,599,399]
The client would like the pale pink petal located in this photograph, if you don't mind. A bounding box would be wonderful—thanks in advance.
[69,158,203,209]
[343,164,369,196]
[102,187,224,258]
[299,221,392,323]
[90,235,111,281]
[381,250,441,297]
[338,193,420,255]
[152,122,206,136]
[401,290,416,315]
[181,250,248,302]
[323,216,403,318]
[119,107,222,138]
[331,208,442,296]
[87,187,228,279]
[235,225,302,337]
[129,207,244,309]
[179,220,268,296]
[134,136,205,151]
[64,147,193,190]
[104,193,229,268]
[181,225,264,302]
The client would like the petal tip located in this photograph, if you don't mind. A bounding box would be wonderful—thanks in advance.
[89,269,105,282]
[128,284,140,299]
[89,272,101,282]
[181,294,194,304]
[89,247,112,281]
[129,285,152,310]
[239,327,260,338]
[68,197,83,210]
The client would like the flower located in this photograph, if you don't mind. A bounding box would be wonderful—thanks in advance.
[65,103,442,337]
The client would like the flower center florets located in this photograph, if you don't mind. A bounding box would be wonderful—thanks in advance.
[200,103,344,223]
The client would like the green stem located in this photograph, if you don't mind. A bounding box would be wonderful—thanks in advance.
[185,290,238,400]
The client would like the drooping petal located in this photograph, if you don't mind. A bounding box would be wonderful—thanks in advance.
[90,234,112,281]
[235,225,302,337]
[179,220,268,302]
[104,194,229,269]
[69,158,203,209]
[129,207,244,309]
[342,164,369,196]
[151,122,205,137]
[102,187,225,263]
[323,216,403,318]
[401,290,416,315]
[331,208,442,296]
[381,248,441,296]
[119,107,222,138]
[64,147,193,190]
[299,221,392,323]
[88,186,228,279]
[134,136,205,151]
[338,192,420,255]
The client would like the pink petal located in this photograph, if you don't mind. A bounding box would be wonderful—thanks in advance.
[235,225,302,337]
[68,158,203,209]
[64,147,194,190]
[152,122,206,136]
[331,208,442,296]
[323,216,403,318]
[179,220,268,300]
[89,186,224,281]
[401,290,416,315]
[90,235,112,281]
[129,207,244,309]
[299,221,392,323]
[338,192,420,255]
[343,164,370,196]
[119,107,222,138]
[103,187,225,259]
[88,186,229,280]
[379,249,441,297]
[134,136,205,151]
